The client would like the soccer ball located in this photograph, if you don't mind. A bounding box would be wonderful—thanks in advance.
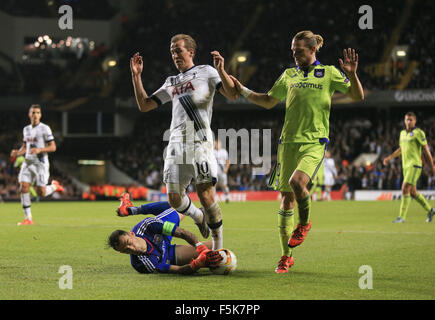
[210,248,237,275]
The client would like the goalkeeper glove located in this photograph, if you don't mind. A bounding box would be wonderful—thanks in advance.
[190,250,223,271]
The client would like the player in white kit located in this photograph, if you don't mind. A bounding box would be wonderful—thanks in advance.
[322,151,337,201]
[10,105,64,225]
[214,139,230,203]
[130,34,238,249]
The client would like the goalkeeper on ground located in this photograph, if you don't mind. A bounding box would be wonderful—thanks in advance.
[107,193,222,275]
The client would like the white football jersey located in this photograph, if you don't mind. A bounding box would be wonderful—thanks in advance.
[151,65,222,143]
[22,122,54,164]
[323,158,337,184]
[214,148,229,174]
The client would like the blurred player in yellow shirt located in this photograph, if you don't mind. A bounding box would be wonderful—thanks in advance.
[383,112,435,223]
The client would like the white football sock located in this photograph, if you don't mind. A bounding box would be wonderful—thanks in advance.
[211,226,223,250]
[21,193,32,220]
[204,202,224,250]
[175,195,203,224]
[44,184,57,197]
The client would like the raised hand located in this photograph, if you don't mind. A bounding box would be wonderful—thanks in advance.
[211,51,225,73]
[130,52,143,76]
[339,48,358,76]
[229,75,243,93]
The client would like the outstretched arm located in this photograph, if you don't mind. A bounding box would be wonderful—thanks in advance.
[339,48,364,101]
[11,142,26,158]
[130,52,158,112]
[229,75,280,109]
[383,147,401,166]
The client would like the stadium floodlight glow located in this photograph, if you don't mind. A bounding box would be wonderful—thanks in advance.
[78,160,105,166]
[237,55,247,63]
[38,36,43,42]
[108,60,117,67]
[43,35,50,41]
[34,41,40,47]
[396,50,406,57]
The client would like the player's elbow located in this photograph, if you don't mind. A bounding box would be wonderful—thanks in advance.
[349,92,364,102]
[138,100,158,112]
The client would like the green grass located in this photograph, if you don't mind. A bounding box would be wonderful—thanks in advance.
[0,200,434,300]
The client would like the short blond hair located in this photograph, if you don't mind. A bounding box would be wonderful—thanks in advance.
[171,34,197,54]
[293,30,324,51]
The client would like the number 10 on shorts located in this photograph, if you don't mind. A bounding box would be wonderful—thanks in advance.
[196,161,210,179]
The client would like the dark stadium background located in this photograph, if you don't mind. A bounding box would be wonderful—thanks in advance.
[0,0,434,202]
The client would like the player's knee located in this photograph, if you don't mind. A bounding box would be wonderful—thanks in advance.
[289,177,304,194]
[401,183,411,195]
[36,188,45,197]
[20,183,30,194]
[167,193,182,208]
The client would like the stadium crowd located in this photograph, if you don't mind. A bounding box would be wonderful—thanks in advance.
[3,0,434,100]
[1,1,435,201]
[108,107,435,195]
[1,104,434,201]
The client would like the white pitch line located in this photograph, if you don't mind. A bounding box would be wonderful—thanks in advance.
[2,223,435,236]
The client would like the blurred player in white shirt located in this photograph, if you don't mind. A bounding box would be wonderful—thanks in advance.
[214,139,230,203]
[130,34,237,249]
[322,151,337,201]
[10,105,63,225]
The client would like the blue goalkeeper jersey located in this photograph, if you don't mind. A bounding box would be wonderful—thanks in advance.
[129,202,180,274]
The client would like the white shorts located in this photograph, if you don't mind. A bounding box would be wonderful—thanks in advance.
[324,174,335,186]
[18,161,50,187]
[163,141,217,194]
[216,171,228,188]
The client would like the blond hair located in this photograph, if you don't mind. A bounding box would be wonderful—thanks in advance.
[171,34,197,54]
[293,30,324,51]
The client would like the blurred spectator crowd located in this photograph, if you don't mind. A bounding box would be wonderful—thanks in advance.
[108,107,435,195]
[1,0,435,101]
[1,1,435,201]
[1,106,434,201]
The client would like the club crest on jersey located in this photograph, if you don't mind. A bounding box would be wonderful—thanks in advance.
[314,69,325,78]
[172,81,195,97]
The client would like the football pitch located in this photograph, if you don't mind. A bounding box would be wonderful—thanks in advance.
[1,200,434,300]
